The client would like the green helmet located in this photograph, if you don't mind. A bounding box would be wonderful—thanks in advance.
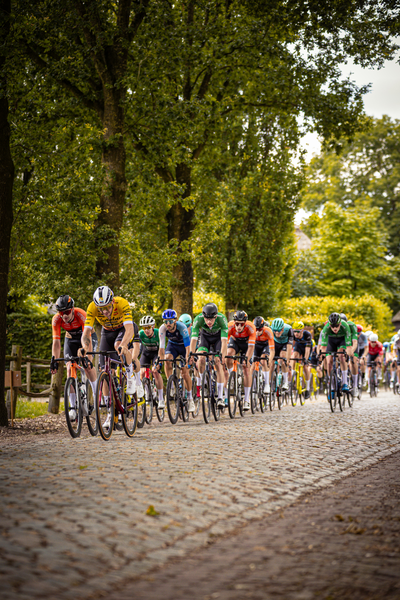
[179,313,192,327]
[271,318,284,332]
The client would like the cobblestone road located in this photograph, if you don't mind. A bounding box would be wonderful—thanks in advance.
[1,391,399,599]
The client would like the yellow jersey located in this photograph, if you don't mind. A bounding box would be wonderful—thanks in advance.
[85,297,133,331]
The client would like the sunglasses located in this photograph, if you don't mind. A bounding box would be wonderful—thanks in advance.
[235,322,246,327]
[59,309,73,316]
[164,320,175,324]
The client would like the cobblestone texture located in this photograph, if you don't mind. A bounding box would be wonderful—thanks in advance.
[0,391,399,599]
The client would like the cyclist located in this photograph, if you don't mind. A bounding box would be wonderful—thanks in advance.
[319,313,353,394]
[291,320,312,398]
[366,333,383,392]
[340,313,360,397]
[252,316,275,394]
[139,316,165,409]
[158,309,194,412]
[190,303,228,409]
[270,318,293,391]
[51,295,97,419]
[79,286,142,397]
[226,311,256,410]
[179,313,192,336]
[357,324,368,384]
[390,334,400,389]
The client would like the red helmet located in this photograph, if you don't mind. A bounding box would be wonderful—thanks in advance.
[357,324,363,333]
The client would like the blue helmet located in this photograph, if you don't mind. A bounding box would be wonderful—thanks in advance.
[179,313,192,327]
[162,308,177,320]
[383,342,390,348]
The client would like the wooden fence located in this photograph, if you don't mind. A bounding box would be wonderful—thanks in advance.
[5,345,63,425]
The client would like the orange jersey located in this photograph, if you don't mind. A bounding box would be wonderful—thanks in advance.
[255,325,275,350]
[227,321,256,346]
[52,307,86,340]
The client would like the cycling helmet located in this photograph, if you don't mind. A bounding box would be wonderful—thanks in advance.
[162,309,177,320]
[357,324,363,333]
[233,310,248,322]
[328,312,341,327]
[340,313,348,321]
[202,303,218,319]
[93,286,114,307]
[179,313,192,327]
[292,320,304,330]
[365,330,373,338]
[383,341,390,348]
[271,318,284,331]
[140,315,156,328]
[369,333,378,342]
[55,295,74,312]
[253,316,265,329]
[264,320,270,327]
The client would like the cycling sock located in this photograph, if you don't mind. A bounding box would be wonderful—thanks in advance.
[187,390,192,400]
[353,374,358,387]
[196,376,201,386]
[228,368,233,374]
[244,387,250,402]
[135,372,141,385]
[125,362,133,377]
[69,392,76,408]
[263,371,270,384]
[217,382,224,398]
[89,380,97,395]
[283,372,288,384]
[223,387,227,398]
[158,389,163,402]
[306,378,310,390]
[342,370,348,385]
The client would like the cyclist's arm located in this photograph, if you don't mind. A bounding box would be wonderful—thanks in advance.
[80,326,93,355]
[52,339,61,360]
[286,343,293,362]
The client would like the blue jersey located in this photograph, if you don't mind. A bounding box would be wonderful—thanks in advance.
[159,321,191,348]
[273,324,294,346]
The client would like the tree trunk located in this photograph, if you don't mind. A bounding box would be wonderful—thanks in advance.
[95,94,127,290]
[167,163,195,315]
[0,0,14,427]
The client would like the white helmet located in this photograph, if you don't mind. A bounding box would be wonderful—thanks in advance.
[140,315,155,327]
[369,333,378,342]
[93,286,114,307]
[364,330,373,338]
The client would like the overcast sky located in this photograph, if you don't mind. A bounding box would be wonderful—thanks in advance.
[301,55,400,160]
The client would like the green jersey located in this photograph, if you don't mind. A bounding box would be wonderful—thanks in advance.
[347,320,358,342]
[139,328,160,350]
[320,321,352,346]
[191,312,228,339]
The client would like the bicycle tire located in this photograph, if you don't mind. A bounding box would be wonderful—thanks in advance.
[155,392,165,422]
[96,371,114,441]
[238,376,245,417]
[259,374,266,413]
[299,375,306,406]
[121,384,138,437]
[251,372,258,414]
[290,372,298,407]
[191,371,200,418]
[85,380,98,436]
[369,371,375,397]
[269,370,276,411]
[201,371,212,424]
[329,372,337,413]
[227,371,237,418]
[166,374,180,424]
[143,378,154,424]
[276,384,282,410]
[64,377,82,438]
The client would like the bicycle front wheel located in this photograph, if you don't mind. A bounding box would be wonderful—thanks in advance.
[329,372,337,413]
[166,374,180,424]
[85,380,98,436]
[191,371,200,418]
[299,376,306,406]
[250,372,258,414]
[96,371,114,441]
[269,371,276,411]
[64,377,82,438]
[144,378,154,424]
[201,372,212,424]
[227,371,237,419]
[290,372,298,407]
[122,386,138,437]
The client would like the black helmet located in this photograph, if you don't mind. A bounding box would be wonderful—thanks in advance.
[202,303,218,319]
[233,310,248,322]
[55,295,74,312]
[254,316,265,329]
[328,312,341,327]
[340,313,347,321]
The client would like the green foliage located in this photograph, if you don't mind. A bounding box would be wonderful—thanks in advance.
[15,400,64,419]
[281,295,395,341]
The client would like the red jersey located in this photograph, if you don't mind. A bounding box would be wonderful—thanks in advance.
[227,321,256,346]
[255,325,275,351]
[368,340,383,356]
[52,307,86,340]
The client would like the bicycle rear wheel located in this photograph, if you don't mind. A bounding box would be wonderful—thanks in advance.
[329,372,337,413]
[85,380,98,436]
[143,378,154,424]
[269,371,276,411]
[191,371,200,418]
[202,372,212,423]
[299,376,306,406]
[121,382,138,437]
[64,377,82,438]
[166,374,180,424]
[96,371,114,441]
[251,372,258,414]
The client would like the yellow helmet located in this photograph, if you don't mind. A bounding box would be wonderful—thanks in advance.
[292,320,304,330]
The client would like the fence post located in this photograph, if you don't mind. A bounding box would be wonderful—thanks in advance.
[6,345,22,422]
[26,357,31,394]
[48,365,63,414]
